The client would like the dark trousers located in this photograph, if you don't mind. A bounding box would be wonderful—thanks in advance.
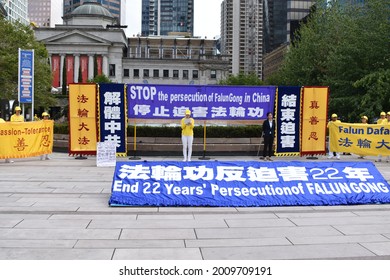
[263,135,274,157]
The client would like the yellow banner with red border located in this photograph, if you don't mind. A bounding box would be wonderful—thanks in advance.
[301,86,328,156]
[329,122,390,156]
[69,84,97,155]
[0,120,53,159]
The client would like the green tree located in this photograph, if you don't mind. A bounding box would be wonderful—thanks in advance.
[219,72,264,86]
[273,0,390,121]
[87,74,111,83]
[0,19,55,108]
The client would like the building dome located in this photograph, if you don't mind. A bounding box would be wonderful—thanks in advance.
[71,2,114,18]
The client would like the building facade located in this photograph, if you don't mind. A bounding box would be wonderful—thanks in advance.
[0,0,28,25]
[141,0,194,36]
[28,0,63,27]
[263,0,314,54]
[0,2,6,17]
[34,2,228,90]
[35,2,127,87]
[124,36,229,85]
[220,0,263,78]
[262,42,288,80]
[261,0,314,79]
[63,0,126,25]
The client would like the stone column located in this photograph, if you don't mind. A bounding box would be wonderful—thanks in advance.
[60,54,65,86]
[88,54,94,80]
[102,55,108,76]
[74,54,80,83]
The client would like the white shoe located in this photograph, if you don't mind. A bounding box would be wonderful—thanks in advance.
[336,155,340,160]
[45,155,50,160]
[5,159,14,163]
[187,159,191,162]
[183,159,187,162]
[327,155,333,159]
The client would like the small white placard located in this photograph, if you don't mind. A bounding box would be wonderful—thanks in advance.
[96,141,116,167]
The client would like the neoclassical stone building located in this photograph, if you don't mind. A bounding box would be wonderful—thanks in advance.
[34,2,229,89]
[34,2,127,86]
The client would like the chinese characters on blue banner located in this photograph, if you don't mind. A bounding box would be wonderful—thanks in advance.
[109,161,390,207]
[301,87,328,155]
[329,122,390,156]
[127,85,276,120]
[275,87,301,156]
[99,84,127,156]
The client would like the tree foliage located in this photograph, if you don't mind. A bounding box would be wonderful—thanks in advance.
[272,0,390,122]
[87,74,112,84]
[219,72,264,86]
[0,18,55,109]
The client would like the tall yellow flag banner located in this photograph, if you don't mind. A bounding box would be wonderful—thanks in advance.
[300,87,328,156]
[69,84,97,155]
[329,122,390,156]
[0,120,53,159]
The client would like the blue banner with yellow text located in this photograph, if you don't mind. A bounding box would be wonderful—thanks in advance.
[275,86,301,156]
[109,161,390,207]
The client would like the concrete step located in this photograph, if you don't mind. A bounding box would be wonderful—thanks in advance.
[54,135,264,154]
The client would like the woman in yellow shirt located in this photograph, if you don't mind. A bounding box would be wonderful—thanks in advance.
[10,106,24,122]
[6,106,25,163]
[40,112,51,160]
[376,112,388,162]
[386,112,390,163]
[327,113,341,159]
[357,116,369,159]
[181,109,194,162]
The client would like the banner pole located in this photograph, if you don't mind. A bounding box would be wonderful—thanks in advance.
[198,120,210,160]
[31,49,34,122]
[129,118,141,160]
[306,154,318,160]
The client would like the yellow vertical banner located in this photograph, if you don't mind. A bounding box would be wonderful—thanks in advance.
[301,87,329,156]
[0,121,53,159]
[69,84,97,155]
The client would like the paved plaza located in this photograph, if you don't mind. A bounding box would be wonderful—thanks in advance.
[0,153,390,260]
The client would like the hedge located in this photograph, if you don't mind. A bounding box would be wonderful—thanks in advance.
[54,123,262,138]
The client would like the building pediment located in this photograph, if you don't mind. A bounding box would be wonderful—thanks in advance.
[43,30,111,45]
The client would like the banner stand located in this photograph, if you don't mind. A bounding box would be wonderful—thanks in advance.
[306,156,318,160]
[198,120,210,160]
[129,119,141,160]
[75,154,87,160]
